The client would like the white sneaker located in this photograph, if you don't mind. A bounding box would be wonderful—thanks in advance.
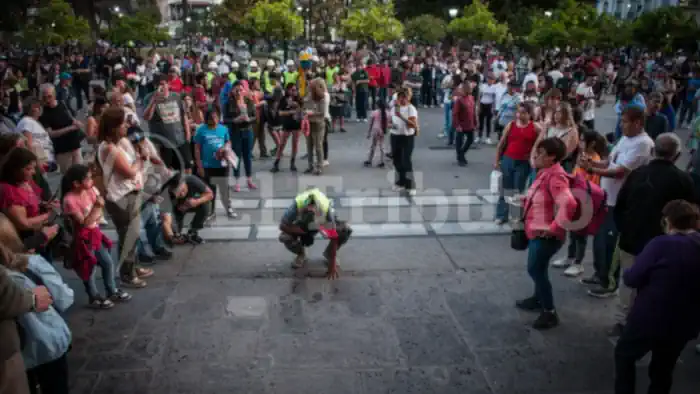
[474,137,481,144]
[564,264,584,277]
[407,189,417,196]
[392,185,405,192]
[552,258,572,268]
[322,160,329,167]
[494,218,506,225]
[485,138,493,145]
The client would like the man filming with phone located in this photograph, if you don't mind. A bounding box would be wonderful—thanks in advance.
[143,74,192,174]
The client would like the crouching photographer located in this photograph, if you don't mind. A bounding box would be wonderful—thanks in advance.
[164,172,213,245]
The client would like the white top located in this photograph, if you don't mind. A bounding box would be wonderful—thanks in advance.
[16,117,54,163]
[124,106,140,126]
[123,92,135,107]
[323,92,331,121]
[479,83,498,105]
[98,139,143,202]
[522,72,538,91]
[600,133,654,206]
[493,83,508,108]
[390,104,418,136]
[576,84,596,121]
[548,70,563,84]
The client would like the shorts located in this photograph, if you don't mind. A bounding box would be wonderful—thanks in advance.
[159,142,194,171]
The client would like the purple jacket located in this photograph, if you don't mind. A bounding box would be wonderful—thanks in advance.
[624,233,700,340]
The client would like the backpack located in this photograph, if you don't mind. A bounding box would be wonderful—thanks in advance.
[566,172,608,236]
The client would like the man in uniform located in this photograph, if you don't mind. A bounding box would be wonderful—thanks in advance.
[278,188,352,279]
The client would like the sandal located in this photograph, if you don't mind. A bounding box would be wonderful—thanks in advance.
[121,276,147,288]
[171,233,188,245]
[136,268,154,278]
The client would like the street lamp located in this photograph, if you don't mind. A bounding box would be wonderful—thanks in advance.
[544,10,552,17]
[448,8,458,18]
[113,6,120,12]
[297,6,303,11]
[186,16,192,22]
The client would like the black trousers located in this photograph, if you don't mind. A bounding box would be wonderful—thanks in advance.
[455,131,475,164]
[203,167,229,213]
[478,103,493,139]
[390,134,415,189]
[174,203,210,233]
[28,353,69,394]
[614,329,687,394]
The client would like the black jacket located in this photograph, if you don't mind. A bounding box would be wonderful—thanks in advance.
[614,160,697,255]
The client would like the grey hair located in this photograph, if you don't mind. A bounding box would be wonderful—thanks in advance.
[654,132,682,160]
[39,83,55,97]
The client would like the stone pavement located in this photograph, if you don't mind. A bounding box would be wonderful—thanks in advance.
[57,103,700,393]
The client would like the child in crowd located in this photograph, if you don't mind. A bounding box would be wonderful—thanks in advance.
[61,164,131,309]
[364,100,389,168]
[552,129,608,277]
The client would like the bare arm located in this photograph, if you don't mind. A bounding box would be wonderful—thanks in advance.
[6,205,49,231]
[106,144,144,180]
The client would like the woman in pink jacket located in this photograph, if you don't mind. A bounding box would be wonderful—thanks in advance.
[517,137,576,330]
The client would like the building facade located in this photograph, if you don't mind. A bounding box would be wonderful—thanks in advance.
[595,0,700,18]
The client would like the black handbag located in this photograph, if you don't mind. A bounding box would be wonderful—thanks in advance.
[510,220,528,251]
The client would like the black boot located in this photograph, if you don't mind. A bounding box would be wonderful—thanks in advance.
[532,310,559,330]
[270,159,280,173]
[290,159,297,172]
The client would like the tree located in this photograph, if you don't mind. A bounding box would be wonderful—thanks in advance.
[340,0,404,44]
[447,0,508,43]
[108,11,170,46]
[209,0,258,39]
[304,0,345,42]
[525,0,598,49]
[18,0,91,47]
[631,6,699,52]
[246,0,304,43]
[404,14,447,43]
[591,13,632,50]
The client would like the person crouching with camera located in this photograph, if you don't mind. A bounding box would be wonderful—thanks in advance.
[165,172,213,245]
[278,188,352,279]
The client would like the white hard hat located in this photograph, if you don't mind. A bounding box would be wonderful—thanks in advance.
[231,61,239,69]
[312,55,319,62]
[208,61,217,70]
[114,63,123,71]
[266,59,275,67]
[286,59,294,67]
[400,56,408,62]
[249,60,258,68]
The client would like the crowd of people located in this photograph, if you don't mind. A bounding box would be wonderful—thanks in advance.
[0,43,699,394]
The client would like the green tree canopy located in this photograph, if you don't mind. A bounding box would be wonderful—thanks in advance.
[246,0,304,41]
[525,0,598,49]
[404,14,447,44]
[108,11,170,45]
[18,0,91,47]
[340,0,404,44]
[447,0,508,43]
[631,6,699,52]
[209,0,258,39]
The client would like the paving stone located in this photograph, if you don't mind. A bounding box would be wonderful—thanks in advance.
[266,369,361,394]
[84,353,150,372]
[477,345,615,394]
[69,372,100,394]
[392,315,475,366]
[163,320,260,365]
[412,194,483,206]
[379,274,450,317]
[339,196,410,207]
[91,370,153,394]
[430,221,511,235]
[360,366,492,394]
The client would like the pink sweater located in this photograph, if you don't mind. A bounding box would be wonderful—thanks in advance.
[524,163,577,241]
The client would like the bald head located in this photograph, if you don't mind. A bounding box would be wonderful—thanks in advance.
[654,133,681,161]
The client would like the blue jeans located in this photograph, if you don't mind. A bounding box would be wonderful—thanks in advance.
[527,238,563,311]
[495,156,531,221]
[567,232,588,264]
[138,201,168,257]
[444,101,453,140]
[355,89,368,120]
[84,246,118,299]
[231,129,254,178]
[593,207,619,289]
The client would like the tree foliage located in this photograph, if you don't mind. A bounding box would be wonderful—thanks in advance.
[340,0,404,43]
[18,0,91,47]
[108,10,170,45]
[304,0,345,41]
[209,0,258,39]
[447,0,508,43]
[631,6,699,52]
[404,14,447,43]
[246,0,304,40]
[526,0,603,49]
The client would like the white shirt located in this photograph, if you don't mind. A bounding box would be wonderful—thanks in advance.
[390,104,418,136]
[522,72,538,91]
[16,117,55,163]
[600,133,654,206]
[548,70,563,84]
[576,84,596,121]
[480,83,498,105]
[494,83,508,108]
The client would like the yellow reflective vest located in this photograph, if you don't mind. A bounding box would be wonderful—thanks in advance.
[295,188,331,217]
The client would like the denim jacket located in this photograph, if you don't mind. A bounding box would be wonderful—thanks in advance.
[9,255,73,369]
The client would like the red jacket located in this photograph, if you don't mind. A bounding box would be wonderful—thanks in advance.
[452,95,476,132]
[366,65,380,88]
[524,164,577,241]
[72,226,113,281]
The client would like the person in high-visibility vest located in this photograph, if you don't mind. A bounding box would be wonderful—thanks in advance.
[248,60,261,84]
[262,59,276,95]
[284,59,298,87]
[228,61,239,83]
[206,61,218,92]
[278,188,352,279]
